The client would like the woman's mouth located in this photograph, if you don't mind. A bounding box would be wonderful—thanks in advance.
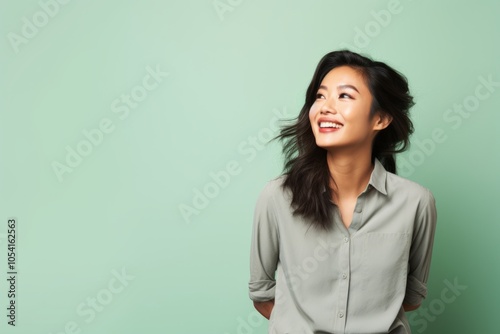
[318,121,343,132]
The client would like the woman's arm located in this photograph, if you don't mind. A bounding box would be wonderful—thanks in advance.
[253,299,275,319]
[404,189,437,308]
[249,182,280,316]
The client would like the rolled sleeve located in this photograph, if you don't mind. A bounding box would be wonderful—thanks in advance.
[248,181,280,302]
[404,189,437,306]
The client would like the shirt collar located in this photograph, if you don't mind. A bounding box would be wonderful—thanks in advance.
[321,158,388,195]
[368,158,388,195]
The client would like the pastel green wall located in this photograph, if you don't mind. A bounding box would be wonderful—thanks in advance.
[1,0,499,333]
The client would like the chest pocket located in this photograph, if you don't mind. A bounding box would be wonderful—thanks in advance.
[356,233,410,306]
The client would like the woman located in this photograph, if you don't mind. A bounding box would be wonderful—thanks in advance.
[248,50,437,334]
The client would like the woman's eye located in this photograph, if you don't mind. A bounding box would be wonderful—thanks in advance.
[339,93,352,99]
[316,93,325,99]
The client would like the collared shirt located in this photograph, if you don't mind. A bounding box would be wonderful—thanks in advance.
[248,159,437,334]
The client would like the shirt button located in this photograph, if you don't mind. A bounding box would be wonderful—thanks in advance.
[339,312,344,318]
[342,273,347,279]
[344,237,349,243]
[355,205,362,213]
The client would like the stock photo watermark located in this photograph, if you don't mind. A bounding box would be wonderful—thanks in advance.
[213,0,244,21]
[47,267,134,334]
[285,239,333,290]
[399,74,499,177]
[339,0,404,51]
[7,0,73,54]
[408,277,468,333]
[178,107,291,224]
[232,238,335,333]
[336,0,499,178]
[51,64,169,182]
[223,310,264,334]
[6,218,18,326]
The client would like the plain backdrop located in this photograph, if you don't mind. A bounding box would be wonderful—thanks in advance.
[1,1,499,333]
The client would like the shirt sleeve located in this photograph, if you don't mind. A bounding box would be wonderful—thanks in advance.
[404,188,438,306]
[248,181,280,302]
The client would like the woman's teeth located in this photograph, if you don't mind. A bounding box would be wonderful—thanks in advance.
[319,122,343,129]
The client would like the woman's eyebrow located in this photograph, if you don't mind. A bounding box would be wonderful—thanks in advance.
[318,84,360,93]
[337,84,359,93]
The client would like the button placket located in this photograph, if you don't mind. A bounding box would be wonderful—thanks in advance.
[349,196,365,230]
[335,233,350,333]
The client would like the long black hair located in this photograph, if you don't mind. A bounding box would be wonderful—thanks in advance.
[278,50,415,230]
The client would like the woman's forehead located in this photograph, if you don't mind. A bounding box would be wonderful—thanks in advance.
[320,66,370,92]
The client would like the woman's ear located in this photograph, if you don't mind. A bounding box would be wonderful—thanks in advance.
[373,112,393,131]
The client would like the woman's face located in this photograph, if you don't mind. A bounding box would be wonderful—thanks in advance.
[309,65,387,152]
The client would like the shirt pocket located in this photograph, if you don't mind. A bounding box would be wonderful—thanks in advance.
[358,233,410,307]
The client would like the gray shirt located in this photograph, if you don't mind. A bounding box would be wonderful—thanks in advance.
[248,159,437,334]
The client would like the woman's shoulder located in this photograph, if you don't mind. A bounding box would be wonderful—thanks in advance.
[385,171,435,203]
[258,175,287,194]
[255,175,291,203]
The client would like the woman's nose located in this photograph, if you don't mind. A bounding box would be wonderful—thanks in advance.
[320,98,337,114]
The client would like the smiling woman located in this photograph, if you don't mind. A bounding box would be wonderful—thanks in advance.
[309,66,385,159]
[248,50,437,334]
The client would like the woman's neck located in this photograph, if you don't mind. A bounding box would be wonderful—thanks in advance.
[326,150,374,202]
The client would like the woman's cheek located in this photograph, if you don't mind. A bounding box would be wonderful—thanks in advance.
[309,103,319,119]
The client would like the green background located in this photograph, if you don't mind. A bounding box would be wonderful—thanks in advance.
[1,0,499,333]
